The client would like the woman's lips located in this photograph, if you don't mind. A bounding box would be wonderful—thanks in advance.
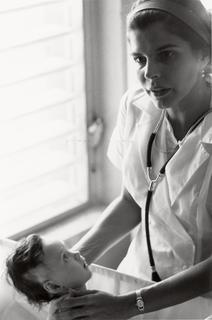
[150,88,172,98]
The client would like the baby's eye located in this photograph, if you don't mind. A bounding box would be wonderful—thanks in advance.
[158,50,176,63]
[133,55,147,68]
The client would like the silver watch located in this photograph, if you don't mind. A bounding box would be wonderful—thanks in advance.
[136,289,144,313]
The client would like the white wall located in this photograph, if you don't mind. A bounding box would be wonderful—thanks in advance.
[85,0,131,204]
[97,0,127,203]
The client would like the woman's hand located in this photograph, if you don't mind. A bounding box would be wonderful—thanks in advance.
[48,289,137,320]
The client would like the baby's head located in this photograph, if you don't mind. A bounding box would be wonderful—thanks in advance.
[6,234,91,306]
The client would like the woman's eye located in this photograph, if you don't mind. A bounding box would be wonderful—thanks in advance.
[158,51,176,62]
[133,56,146,67]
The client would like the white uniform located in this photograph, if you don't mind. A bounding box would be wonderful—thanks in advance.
[107,88,212,318]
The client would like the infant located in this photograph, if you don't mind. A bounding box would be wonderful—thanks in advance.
[6,234,91,307]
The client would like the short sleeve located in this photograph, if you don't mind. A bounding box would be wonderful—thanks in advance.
[107,92,128,170]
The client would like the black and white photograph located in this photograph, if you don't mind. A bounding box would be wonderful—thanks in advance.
[0,0,212,319]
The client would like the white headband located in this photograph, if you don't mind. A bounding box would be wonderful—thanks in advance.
[128,0,211,44]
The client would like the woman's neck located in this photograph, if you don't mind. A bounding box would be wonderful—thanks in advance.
[166,86,211,141]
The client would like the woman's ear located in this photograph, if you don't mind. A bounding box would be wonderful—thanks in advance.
[199,52,210,70]
[43,280,65,294]
[202,64,212,84]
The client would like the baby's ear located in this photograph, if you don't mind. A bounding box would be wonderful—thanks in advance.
[43,280,64,294]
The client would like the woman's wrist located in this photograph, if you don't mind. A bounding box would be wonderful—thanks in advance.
[117,292,144,319]
[135,289,145,313]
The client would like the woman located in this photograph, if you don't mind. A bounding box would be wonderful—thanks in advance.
[50,0,212,318]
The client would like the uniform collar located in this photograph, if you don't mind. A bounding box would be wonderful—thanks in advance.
[132,89,212,149]
[166,111,212,205]
[131,90,212,205]
[131,89,161,119]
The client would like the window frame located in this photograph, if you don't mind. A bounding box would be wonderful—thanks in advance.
[0,0,96,239]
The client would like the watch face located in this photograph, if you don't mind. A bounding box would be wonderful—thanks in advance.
[136,290,144,312]
[137,298,144,312]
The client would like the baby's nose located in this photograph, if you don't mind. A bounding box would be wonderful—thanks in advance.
[71,250,81,261]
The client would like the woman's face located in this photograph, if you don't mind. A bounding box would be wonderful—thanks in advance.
[128,21,207,110]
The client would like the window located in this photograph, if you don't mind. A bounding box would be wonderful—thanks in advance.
[0,0,89,238]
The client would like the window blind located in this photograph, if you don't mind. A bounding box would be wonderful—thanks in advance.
[0,0,88,238]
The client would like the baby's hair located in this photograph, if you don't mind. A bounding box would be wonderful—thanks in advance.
[6,234,60,307]
[127,0,211,57]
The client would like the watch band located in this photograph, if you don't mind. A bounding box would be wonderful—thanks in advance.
[136,289,144,313]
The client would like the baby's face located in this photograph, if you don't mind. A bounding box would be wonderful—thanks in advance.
[35,237,91,291]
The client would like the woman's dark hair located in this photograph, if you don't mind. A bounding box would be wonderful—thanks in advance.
[6,234,60,307]
[127,0,211,57]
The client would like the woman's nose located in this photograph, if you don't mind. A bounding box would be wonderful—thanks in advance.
[144,60,160,80]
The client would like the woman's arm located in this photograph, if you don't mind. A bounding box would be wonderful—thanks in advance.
[51,255,212,320]
[117,255,212,318]
[71,186,141,264]
[138,254,212,314]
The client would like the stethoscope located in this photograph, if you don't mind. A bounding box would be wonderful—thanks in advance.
[145,108,212,282]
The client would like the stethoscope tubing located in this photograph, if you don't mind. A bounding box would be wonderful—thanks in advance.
[145,108,212,282]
